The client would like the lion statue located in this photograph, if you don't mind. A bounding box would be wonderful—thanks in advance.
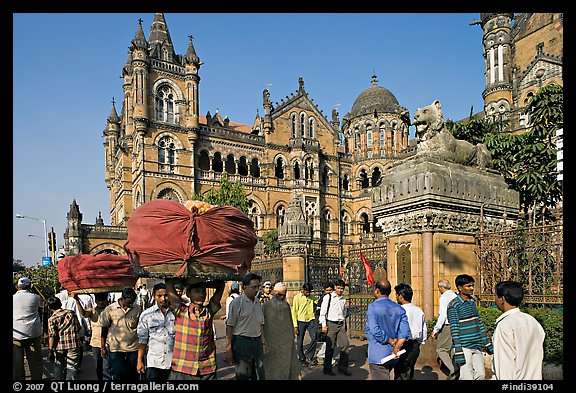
[412,100,492,169]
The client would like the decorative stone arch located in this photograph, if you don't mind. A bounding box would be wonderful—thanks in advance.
[152,79,184,123]
[198,149,211,171]
[321,163,334,187]
[212,151,224,173]
[308,116,316,138]
[152,79,184,101]
[274,153,289,179]
[290,112,298,138]
[273,200,289,227]
[299,111,308,137]
[340,209,353,235]
[154,131,185,150]
[152,182,188,203]
[369,164,383,187]
[291,157,302,180]
[238,155,249,176]
[247,197,265,230]
[320,206,335,237]
[250,157,261,177]
[90,243,125,256]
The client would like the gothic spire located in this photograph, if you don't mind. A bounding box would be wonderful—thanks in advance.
[131,17,148,50]
[148,13,177,61]
[184,35,201,65]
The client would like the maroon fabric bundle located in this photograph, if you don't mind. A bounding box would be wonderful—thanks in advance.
[124,199,257,274]
[57,253,137,292]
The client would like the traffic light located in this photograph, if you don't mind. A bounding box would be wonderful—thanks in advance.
[48,229,56,252]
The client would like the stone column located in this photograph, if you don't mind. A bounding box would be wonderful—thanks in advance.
[422,231,434,320]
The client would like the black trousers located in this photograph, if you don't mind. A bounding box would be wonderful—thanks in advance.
[393,340,421,380]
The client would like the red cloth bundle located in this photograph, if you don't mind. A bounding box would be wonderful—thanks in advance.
[57,253,137,293]
[124,199,257,275]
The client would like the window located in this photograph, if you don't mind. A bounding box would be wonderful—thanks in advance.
[294,161,301,180]
[308,118,315,138]
[158,188,180,201]
[300,113,306,138]
[250,158,261,178]
[371,167,382,187]
[366,125,373,157]
[360,213,370,233]
[238,157,248,176]
[158,136,176,173]
[212,152,223,173]
[275,157,285,179]
[359,169,369,189]
[341,211,351,235]
[248,200,261,229]
[291,114,297,138]
[198,151,210,171]
[155,85,177,124]
[379,125,385,155]
[276,205,286,227]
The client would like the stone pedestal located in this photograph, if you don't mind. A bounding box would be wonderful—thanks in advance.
[372,156,519,319]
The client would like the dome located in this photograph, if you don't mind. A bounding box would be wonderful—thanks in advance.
[348,75,402,118]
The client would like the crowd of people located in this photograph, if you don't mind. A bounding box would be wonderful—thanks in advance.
[13,273,546,381]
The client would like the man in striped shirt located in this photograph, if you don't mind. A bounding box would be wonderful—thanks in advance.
[166,279,225,380]
[47,296,82,380]
[447,274,493,380]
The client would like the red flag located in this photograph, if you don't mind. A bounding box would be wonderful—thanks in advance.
[360,250,374,285]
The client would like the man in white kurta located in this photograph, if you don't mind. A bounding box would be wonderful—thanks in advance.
[492,281,545,380]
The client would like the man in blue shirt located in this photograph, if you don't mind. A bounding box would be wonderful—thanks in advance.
[365,278,411,380]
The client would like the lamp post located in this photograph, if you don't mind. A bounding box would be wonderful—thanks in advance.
[16,214,48,258]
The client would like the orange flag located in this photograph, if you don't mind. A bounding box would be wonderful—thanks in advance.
[360,250,374,286]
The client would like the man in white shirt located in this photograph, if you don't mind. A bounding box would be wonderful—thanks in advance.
[13,277,43,380]
[492,281,545,380]
[137,283,175,382]
[393,283,427,380]
[319,279,351,376]
[430,278,457,378]
[62,291,95,370]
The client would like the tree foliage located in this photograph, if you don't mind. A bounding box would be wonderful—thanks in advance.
[193,173,249,214]
[446,85,563,222]
[13,259,26,273]
[262,229,280,254]
[13,264,62,299]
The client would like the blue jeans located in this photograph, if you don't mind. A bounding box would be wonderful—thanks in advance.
[92,346,111,380]
[53,348,80,380]
[108,351,138,381]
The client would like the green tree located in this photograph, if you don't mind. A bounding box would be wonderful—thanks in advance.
[13,259,26,273]
[446,85,563,222]
[193,173,249,214]
[262,229,280,254]
[13,264,62,299]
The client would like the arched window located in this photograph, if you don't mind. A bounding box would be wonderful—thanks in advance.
[198,150,210,171]
[155,85,176,124]
[321,209,332,235]
[250,158,261,178]
[371,167,382,187]
[308,118,315,138]
[157,188,180,201]
[366,124,373,155]
[225,154,236,174]
[300,113,306,137]
[291,114,297,138]
[276,205,286,227]
[275,157,285,179]
[354,130,360,151]
[305,158,314,180]
[248,200,261,229]
[342,174,349,191]
[360,212,370,233]
[158,136,176,173]
[390,122,397,153]
[321,166,330,187]
[341,211,351,235]
[212,152,223,173]
[294,161,301,180]
[379,124,386,155]
[359,169,369,189]
[238,157,248,176]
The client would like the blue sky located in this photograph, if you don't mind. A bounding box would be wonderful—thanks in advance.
[13,13,487,267]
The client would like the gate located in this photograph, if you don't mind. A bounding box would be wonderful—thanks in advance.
[476,219,563,306]
[345,244,387,338]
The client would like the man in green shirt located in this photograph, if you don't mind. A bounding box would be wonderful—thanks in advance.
[291,283,318,367]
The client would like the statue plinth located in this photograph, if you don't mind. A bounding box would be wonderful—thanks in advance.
[372,155,519,236]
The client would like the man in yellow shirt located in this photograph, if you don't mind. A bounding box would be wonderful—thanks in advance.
[291,283,318,367]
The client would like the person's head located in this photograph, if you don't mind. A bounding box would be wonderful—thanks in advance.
[334,279,346,296]
[94,292,109,308]
[394,283,413,304]
[273,282,288,301]
[262,281,273,294]
[152,283,169,308]
[301,282,313,297]
[455,274,475,298]
[230,282,240,295]
[142,284,147,289]
[495,281,523,311]
[16,277,32,290]
[174,283,185,298]
[374,278,392,298]
[437,279,451,294]
[242,272,262,300]
[186,282,208,306]
[46,296,62,311]
[323,282,334,294]
[119,287,137,309]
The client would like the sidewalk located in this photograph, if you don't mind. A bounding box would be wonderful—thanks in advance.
[27,318,491,380]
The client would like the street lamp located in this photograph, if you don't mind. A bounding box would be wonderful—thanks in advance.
[16,214,48,258]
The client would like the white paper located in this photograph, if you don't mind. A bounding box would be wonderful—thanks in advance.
[380,349,406,364]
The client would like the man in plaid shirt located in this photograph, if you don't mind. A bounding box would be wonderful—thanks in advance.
[47,296,82,380]
[166,278,225,380]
